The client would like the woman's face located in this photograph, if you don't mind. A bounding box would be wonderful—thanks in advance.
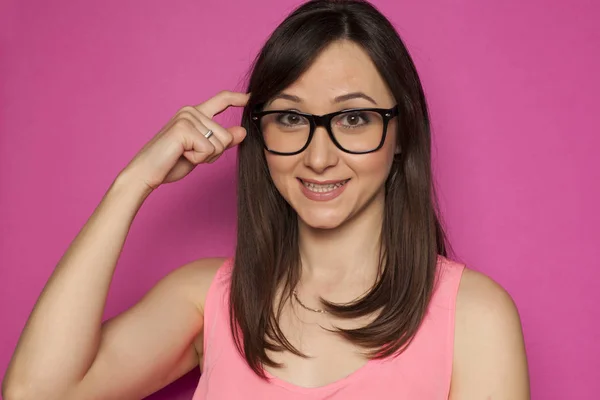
[264,40,399,230]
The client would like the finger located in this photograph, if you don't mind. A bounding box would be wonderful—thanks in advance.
[176,106,228,154]
[197,116,237,150]
[227,126,248,147]
[201,125,246,163]
[182,105,246,153]
[202,132,225,164]
[197,115,247,149]
[181,131,215,165]
[171,114,218,165]
[195,90,249,119]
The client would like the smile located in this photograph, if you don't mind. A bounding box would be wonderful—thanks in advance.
[298,178,351,201]
[300,179,350,193]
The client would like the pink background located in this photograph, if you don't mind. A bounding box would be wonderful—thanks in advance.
[1,0,598,398]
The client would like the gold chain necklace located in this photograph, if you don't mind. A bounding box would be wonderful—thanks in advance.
[292,289,327,314]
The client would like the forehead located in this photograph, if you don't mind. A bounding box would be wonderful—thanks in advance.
[281,40,393,107]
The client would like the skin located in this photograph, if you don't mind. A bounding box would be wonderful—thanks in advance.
[261,40,401,386]
[1,40,530,399]
[263,40,400,312]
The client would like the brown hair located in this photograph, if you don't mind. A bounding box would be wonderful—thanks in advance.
[231,0,449,377]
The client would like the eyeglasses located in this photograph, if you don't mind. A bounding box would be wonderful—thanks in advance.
[251,106,399,155]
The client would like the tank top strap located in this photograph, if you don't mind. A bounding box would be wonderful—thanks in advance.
[382,255,464,396]
[201,257,233,372]
[433,254,466,307]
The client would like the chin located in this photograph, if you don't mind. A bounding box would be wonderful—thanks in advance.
[297,209,348,230]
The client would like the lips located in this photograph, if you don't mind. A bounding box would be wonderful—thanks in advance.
[299,178,350,191]
[297,178,350,201]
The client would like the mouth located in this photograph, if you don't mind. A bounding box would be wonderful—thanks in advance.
[298,178,351,193]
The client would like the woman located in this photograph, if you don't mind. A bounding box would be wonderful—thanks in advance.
[2,0,529,399]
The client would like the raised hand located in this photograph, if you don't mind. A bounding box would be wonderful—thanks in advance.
[122,90,249,191]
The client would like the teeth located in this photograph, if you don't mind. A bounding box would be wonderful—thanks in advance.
[302,180,348,193]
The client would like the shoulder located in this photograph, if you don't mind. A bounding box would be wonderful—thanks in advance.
[456,268,519,320]
[450,268,530,399]
[160,257,229,313]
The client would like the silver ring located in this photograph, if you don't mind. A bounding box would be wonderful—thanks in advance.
[204,129,214,139]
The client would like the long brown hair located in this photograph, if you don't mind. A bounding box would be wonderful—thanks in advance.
[231,0,449,378]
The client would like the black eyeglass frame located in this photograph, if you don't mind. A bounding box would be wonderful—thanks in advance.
[250,105,399,155]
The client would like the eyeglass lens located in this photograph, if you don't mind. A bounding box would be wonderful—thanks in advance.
[260,110,385,153]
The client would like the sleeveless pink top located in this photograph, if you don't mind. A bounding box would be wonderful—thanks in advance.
[192,256,465,399]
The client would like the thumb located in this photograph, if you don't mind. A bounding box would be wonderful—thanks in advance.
[227,126,247,147]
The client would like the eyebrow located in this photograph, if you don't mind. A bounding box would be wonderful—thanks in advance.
[269,91,378,105]
[334,92,378,105]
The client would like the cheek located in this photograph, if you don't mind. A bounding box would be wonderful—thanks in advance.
[358,127,397,179]
[387,120,400,154]
[265,153,298,191]
[352,153,394,183]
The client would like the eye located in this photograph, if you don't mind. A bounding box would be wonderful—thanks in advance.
[275,112,308,127]
[338,111,371,127]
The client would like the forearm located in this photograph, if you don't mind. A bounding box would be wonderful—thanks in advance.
[3,175,151,397]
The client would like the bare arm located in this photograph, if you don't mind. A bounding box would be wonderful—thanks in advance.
[1,91,249,400]
[76,255,224,399]
[450,269,530,399]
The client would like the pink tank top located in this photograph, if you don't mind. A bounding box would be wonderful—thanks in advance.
[192,256,465,399]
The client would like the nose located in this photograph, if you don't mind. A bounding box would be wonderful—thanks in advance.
[303,126,339,173]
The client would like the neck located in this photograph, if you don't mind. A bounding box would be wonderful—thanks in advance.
[296,190,385,300]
